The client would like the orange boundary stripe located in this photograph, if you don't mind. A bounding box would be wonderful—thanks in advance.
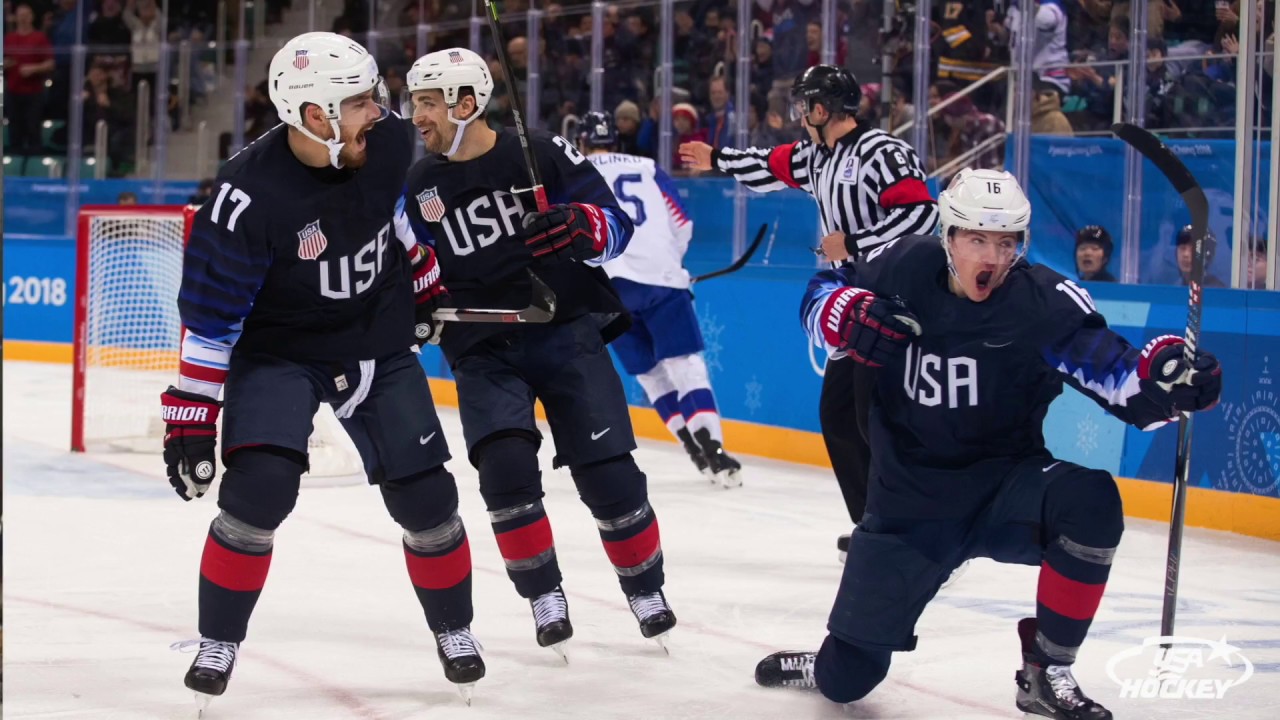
[12,344,1278,542]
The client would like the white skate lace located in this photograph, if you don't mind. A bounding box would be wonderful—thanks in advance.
[170,638,238,673]
[780,653,817,688]
[531,589,569,629]
[436,627,482,660]
[1045,664,1085,707]
[628,592,668,622]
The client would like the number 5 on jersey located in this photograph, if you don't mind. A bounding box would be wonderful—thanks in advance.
[210,182,252,232]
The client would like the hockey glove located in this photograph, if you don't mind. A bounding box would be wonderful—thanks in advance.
[161,386,221,501]
[411,244,447,346]
[820,287,922,367]
[522,203,609,263]
[1138,335,1222,413]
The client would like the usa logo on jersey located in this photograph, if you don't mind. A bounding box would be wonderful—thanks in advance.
[297,219,328,260]
[293,49,309,70]
[417,187,446,222]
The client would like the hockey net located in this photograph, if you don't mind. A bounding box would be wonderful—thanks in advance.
[72,205,365,486]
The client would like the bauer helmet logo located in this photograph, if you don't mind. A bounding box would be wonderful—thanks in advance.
[293,49,309,70]
[417,187,446,222]
[297,219,328,260]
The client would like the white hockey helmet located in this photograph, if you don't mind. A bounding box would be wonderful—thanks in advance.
[268,32,388,167]
[405,47,494,156]
[938,168,1032,275]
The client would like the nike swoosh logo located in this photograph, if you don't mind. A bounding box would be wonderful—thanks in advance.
[591,428,611,441]
[984,340,1014,348]
[419,432,437,445]
[1043,462,1061,473]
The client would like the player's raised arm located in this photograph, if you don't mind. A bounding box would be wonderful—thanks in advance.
[1039,296,1222,430]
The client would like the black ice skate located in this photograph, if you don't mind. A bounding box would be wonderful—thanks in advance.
[675,427,712,478]
[628,590,677,652]
[172,638,238,716]
[530,586,573,663]
[837,533,850,563]
[435,626,485,705]
[693,428,743,488]
[1015,618,1112,719]
[755,651,818,690]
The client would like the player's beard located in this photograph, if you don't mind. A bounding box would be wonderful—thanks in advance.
[337,124,372,168]
[421,123,454,155]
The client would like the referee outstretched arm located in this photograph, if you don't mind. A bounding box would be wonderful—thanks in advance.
[680,66,938,264]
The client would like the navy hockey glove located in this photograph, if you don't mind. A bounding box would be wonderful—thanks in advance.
[161,386,220,501]
[522,202,608,263]
[1139,335,1222,413]
[820,287,922,367]
[411,244,447,346]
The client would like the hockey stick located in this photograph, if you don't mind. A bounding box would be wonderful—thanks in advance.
[692,222,770,284]
[482,0,549,213]
[433,269,556,323]
[1110,123,1208,643]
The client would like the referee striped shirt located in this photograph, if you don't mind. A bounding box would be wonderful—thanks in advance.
[712,124,939,261]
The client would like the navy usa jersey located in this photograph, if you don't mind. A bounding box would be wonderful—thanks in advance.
[403,127,634,363]
[801,236,1182,518]
[178,113,416,396]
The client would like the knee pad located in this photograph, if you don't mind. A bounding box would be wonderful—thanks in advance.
[1046,468,1124,549]
[219,446,305,531]
[380,465,460,533]
[815,635,892,703]
[570,453,647,520]
[474,432,542,510]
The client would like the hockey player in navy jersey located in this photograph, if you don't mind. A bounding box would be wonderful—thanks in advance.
[401,49,676,658]
[754,169,1222,720]
[160,33,482,705]
[576,111,743,488]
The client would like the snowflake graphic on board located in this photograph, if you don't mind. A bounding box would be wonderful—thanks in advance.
[1076,414,1100,456]
[698,306,725,377]
[744,376,763,416]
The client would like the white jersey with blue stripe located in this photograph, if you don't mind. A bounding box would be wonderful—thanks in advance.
[589,151,694,289]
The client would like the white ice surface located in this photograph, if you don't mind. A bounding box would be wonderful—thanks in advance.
[4,360,1279,719]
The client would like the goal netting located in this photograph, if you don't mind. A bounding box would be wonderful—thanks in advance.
[72,205,365,486]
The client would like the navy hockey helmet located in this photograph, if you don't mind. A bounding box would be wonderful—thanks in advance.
[790,64,861,121]
[579,110,618,148]
[1176,224,1217,266]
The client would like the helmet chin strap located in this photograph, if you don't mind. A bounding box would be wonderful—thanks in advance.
[296,118,347,168]
[444,105,481,157]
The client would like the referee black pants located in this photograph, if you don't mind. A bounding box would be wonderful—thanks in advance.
[819,357,875,525]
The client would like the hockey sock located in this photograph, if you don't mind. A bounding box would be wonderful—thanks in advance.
[1033,471,1123,665]
[402,512,474,633]
[636,366,686,441]
[198,512,273,643]
[478,436,562,598]
[661,354,723,443]
[572,455,664,596]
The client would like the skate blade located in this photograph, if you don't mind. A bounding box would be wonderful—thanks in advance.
[193,692,213,718]
[456,682,477,706]
[651,632,671,656]
[550,640,570,664]
[717,469,743,489]
[837,550,847,564]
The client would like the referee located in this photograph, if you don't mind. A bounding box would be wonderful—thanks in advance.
[680,65,938,557]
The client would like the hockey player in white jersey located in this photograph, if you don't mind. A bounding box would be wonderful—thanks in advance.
[578,111,743,487]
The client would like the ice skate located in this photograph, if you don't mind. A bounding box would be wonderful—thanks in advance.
[628,590,677,652]
[694,428,743,488]
[530,586,573,662]
[435,626,485,705]
[172,638,238,716]
[1015,618,1112,719]
[837,533,850,563]
[676,427,712,479]
[754,651,818,690]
